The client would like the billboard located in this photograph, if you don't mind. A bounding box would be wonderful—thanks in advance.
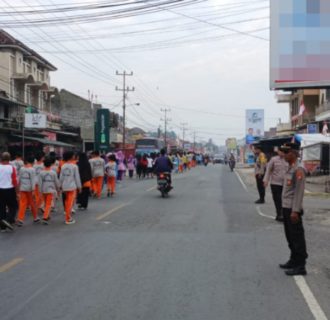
[24,113,47,128]
[270,0,330,89]
[95,109,110,151]
[226,138,237,150]
[246,109,264,143]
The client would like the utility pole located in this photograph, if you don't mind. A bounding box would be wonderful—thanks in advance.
[180,122,188,150]
[116,71,134,151]
[161,108,171,148]
[193,131,196,153]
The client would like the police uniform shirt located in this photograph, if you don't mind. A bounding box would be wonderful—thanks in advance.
[282,163,305,212]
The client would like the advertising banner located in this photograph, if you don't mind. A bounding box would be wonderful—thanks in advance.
[307,123,318,134]
[270,0,330,89]
[95,109,110,151]
[226,138,237,150]
[245,109,264,144]
[24,113,47,128]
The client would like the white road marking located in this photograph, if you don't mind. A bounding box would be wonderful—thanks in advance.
[96,203,130,221]
[256,205,275,220]
[234,170,248,191]
[146,185,157,192]
[0,258,24,273]
[294,276,328,320]
[256,206,328,320]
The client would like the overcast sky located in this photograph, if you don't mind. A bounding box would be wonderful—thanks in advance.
[1,0,289,145]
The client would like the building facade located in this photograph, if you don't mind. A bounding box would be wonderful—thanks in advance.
[0,29,62,154]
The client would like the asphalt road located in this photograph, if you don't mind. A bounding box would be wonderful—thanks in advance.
[1,165,329,320]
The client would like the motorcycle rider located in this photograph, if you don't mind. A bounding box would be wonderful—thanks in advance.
[154,149,173,186]
[229,152,236,171]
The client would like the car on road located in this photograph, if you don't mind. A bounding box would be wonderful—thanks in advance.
[213,154,224,164]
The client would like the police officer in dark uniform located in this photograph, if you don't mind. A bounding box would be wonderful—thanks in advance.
[279,143,308,276]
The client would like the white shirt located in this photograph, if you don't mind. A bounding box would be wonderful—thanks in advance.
[147,158,153,168]
[0,163,17,189]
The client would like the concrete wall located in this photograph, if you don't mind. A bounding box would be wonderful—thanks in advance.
[0,51,10,93]
[51,89,100,142]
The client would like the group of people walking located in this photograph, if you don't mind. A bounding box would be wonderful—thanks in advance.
[0,148,202,232]
[253,143,308,276]
[0,150,120,230]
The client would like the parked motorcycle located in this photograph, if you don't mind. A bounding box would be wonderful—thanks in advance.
[157,172,172,198]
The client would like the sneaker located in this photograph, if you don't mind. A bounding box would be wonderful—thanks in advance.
[65,219,76,225]
[72,209,76,214]
[1,219,14,231]
[42,218,49,225]
[107,191,110,198]
[33,218,41,224]
[15,220,24,227]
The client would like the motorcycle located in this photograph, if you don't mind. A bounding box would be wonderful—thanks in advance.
[229,159,235,172]
[157,172,172,198]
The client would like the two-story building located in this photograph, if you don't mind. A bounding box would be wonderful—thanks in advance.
[0,29,59,152]
[0,29,81,155]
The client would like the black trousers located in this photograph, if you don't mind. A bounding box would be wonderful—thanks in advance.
[0,188,17,228]
[256,175,265,201]
[270,184,283,217]
[77,187,89,209]
[282,208,308,266]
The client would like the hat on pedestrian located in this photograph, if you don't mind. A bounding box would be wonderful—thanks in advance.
[280,143,300,153]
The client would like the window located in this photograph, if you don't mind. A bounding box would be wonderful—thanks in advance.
[4,106,9,119]
[326,89,330,101]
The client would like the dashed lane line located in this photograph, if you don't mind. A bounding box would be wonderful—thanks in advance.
[0,258,24,273]
[234,170,248,191]
[96,203,130,221]
[294,276,328,320]
[146,185,157,192]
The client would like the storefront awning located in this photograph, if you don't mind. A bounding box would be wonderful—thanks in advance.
[13,135,74,148]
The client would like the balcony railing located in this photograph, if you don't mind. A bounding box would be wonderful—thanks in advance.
[37,70,44,82]
[22,62,31,74]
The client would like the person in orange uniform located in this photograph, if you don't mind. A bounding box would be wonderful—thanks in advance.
[38,157,60,225]
[33,151,45,211]
[59,151,81,225]
[89,150,105,199]
[16,155,40,226]
[105,154,117,197]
